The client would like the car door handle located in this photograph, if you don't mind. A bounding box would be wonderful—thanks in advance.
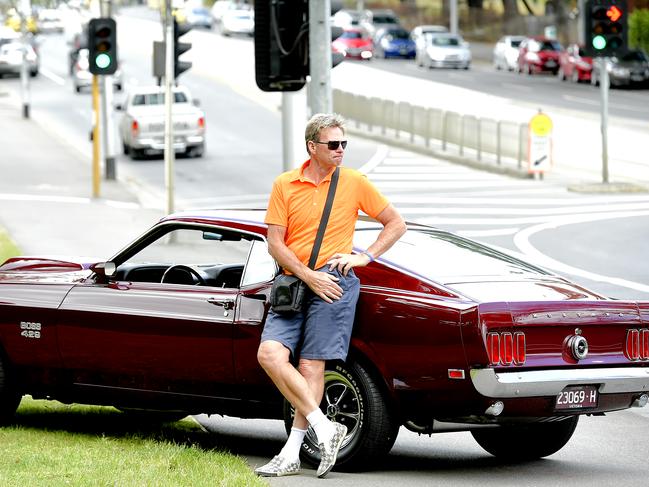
[207,298,235,310]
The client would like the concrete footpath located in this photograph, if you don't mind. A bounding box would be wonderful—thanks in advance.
[0,93,162,258]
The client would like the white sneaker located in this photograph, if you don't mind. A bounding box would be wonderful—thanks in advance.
[254,455,301,477]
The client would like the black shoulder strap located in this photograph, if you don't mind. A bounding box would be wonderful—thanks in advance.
[308,167,340,269]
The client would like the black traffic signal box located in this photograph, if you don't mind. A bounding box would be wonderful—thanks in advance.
[88,18,118,75]
[584,0,628,57]
[173,19,192,79]
[254,0,309,92]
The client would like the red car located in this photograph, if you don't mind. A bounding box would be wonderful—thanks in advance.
[1,210,648,469]
[332,28,373,60]
[558,43,593,82]
[517,37,563,75]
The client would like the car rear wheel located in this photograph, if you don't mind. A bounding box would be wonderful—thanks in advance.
[0,353,21,424]
[283,360,399,471]
[471,416,579,461]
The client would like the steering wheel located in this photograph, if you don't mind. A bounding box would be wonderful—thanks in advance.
[161,264,206,286]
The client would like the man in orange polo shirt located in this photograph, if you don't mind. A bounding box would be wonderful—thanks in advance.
[255,113,406,478]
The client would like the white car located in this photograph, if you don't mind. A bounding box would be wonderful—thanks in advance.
[421,33,471,69]
[118,85,206,159]
[411,24,448,66]
[493,35,526,71]
[0,42,39,77]
[220,8,254,36]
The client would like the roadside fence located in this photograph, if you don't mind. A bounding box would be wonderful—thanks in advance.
[333,89,531,178]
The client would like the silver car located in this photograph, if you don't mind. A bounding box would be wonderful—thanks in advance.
[493,35,526,71]
[420,33,471,70]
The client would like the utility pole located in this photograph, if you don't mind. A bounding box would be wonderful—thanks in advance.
[164,0,175,215]
[308,0,332,115]
[19,0,31,119]
[449,0,459,35]
[599,58,609,183]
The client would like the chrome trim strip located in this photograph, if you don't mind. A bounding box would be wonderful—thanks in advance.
[470,367,649,398]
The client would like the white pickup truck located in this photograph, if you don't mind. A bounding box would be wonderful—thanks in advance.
[118,85,206,159]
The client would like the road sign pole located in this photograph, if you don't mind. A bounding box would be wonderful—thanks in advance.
[92,75,101,198]
[308,0,332,114]
[600,57,609,183]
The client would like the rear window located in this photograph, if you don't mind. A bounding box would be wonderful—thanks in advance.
[621,51,648,62]
[354,228,549,282]
[373,15,398,24]
[511,39,522,47]
[432,36,460,46]
[132,92,189,106]
[341,31,363,40]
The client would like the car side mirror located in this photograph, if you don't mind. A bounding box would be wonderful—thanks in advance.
[115,103,123,111]
[90,261,117,278]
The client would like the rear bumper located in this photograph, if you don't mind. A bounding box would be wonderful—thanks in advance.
[471,367,649,398]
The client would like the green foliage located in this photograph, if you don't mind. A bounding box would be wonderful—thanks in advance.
[629,9,649,52]
[0,226,20,266]
[0,397,267,487]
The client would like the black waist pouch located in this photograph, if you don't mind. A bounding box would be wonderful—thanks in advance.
[269,274,307,314]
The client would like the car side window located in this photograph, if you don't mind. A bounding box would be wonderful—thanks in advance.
[241,239,278,287]
[115,226,256,288]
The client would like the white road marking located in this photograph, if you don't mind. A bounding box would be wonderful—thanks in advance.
[561,95,600,107]
[513,210,649,294]
[385,194,649,205]
[457,228,521,237]
[358,144,389,174]
[397,201,649,216]
[0,193,139,209]
[39,67,65,86]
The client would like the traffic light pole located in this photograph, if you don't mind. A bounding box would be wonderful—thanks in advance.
[164,0,175,216]
[100,0,116,180]
[308,0,332,114]
[19,0,31,119]
[599,58,610,183]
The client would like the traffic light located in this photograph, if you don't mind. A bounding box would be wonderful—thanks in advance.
[584,0,628,57]
[88,18,117,75]
[254,0,309,92]
[173,19,192,79]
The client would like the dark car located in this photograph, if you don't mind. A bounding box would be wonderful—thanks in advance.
[0,210,648,469]
[517,37,563,75]
[591,49,649,87]
[558,43,593,83]
[374,27,416,59]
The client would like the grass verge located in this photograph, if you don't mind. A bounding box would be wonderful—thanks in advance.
[0,397,267,487]
[0,225,20,265]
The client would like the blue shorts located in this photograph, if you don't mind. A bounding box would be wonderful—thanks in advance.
[261,266,361,361]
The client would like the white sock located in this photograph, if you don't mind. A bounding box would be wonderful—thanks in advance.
[306,408,334,446]
[279,427,307,462]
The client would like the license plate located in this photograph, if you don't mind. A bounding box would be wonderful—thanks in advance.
[545,61,556,67]
[555,385,598,410]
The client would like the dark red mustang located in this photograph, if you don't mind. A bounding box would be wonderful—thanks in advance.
[0,209,647,468]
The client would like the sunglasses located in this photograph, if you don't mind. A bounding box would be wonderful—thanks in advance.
[314,140,348,150]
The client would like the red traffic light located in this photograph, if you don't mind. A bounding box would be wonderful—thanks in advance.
[606,5,622,22]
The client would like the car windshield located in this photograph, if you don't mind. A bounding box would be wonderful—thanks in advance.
[192,8,209,14]
[531,40,562,52]
[432,36,460,46]
[511,39,522,47]
[354,228,549,282]
[387,29,409,40]
[621,51,648,62]
[341,31,363,39]
[132,92,189,105]
[373,15,397,24]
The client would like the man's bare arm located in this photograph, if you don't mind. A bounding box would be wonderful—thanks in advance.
[327,204,407,275]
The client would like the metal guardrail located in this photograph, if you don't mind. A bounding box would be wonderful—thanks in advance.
[333,89,530,174]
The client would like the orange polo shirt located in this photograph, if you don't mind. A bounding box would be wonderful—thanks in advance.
[265,160,389,270]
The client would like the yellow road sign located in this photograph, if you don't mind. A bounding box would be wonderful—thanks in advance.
[529,112,553,137]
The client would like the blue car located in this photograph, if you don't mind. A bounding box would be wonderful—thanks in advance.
[374,28,416,59]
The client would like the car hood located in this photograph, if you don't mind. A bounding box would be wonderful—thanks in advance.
[337,39,372,49]
[0,256,98,283]
[444,278,603,302]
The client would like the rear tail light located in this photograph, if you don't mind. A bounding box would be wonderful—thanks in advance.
[487,331,526,366]
[131,120,139,136]
[626,329,649,361]
[198,117,205,129]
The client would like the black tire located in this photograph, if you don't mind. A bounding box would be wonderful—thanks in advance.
[122,142,129,156]
[471,416,579,461]
[0,353,21,424]
[283,360,399,471]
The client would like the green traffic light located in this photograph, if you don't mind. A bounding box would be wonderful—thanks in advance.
[95,53,112,69]
[592,35,607,50]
